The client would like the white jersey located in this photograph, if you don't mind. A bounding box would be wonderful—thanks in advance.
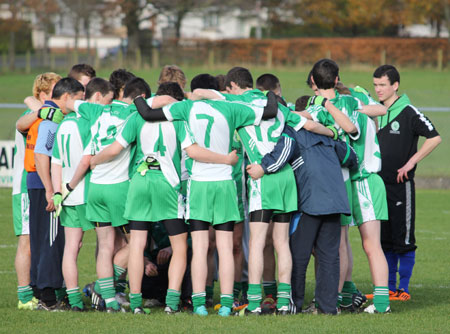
[75,100,135,184]
[116,112,195,190]
[162,99,264,182]
[52,112,91,205]
[12,111,31,195]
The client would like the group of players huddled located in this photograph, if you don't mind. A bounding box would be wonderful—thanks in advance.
[12,59,440,317]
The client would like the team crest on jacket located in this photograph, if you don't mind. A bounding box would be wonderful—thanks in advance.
[390,121,400,134]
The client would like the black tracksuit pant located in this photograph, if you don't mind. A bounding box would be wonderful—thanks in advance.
[290,213,340,314]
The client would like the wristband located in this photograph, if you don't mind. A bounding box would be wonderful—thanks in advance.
[326,125,339,140]
[66,183,74,192]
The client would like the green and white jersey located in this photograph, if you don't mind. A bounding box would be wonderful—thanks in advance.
[350,112,382,181]
[307,91,361,141]
[12,109,33,195]
[211,89,306,163]
[162,99,264,181]
[52,112,91,205]
[116,111,195,192]
[74,100,136,184]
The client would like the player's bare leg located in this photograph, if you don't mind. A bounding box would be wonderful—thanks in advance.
[191,230,209,313]
[272,221,292,311]
[128,229,147,311]
[96,225,119,310]
[216,230,235,312]
[205,227,216,306]
[63,227,84,310]
[360,220,390,313]
[247,222,269,312]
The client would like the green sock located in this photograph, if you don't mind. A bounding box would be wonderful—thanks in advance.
[165,289,181,310]
[247,284,262,311]
[341,292,352,306]
[192,292,206,312]
[17,285,33,304]
[67,287,84,309]
[373,286,390,313]
[233,282,242,300]
[220,294,233,308]
[263,280,277,297]
[206,284,214,301]
[129,293,142,311]
[343,281,358,294]
[337,293,343,308]
[94,280,101,294]
[99,277,119,310]
[276,283,291,309]
[55,287,67,301]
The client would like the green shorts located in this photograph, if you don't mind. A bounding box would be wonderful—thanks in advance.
[186,179,240,225]
[86,181,129,227]
[341,177,354,226]
[352,174,388,226]
[12,193,30,236]
[60,205,95,231]
[247,164,297,214]
[124,170,184,222]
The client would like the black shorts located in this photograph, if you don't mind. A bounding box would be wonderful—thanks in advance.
[189,220,235,232]
[249,210,291,224]
[129,219,187,236]
[381,180,417,253]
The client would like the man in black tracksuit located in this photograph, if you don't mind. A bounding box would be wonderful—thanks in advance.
[373,65,441,300]
[246,125,357,314]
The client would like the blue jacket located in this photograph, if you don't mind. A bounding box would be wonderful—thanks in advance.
[260,126,357,216]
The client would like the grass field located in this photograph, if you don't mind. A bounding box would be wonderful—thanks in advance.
[0,188,449,333]
[0,67,448,178]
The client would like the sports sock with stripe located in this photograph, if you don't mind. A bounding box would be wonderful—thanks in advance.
[398,251,415,293]
[166,289,181,310]
[99,277,119,310]
[129,293,142,311]
[341,281,357,305]
[373,286,390,312]
[67,287,84,309]
[192,292,206,312]
[17,285,33,304]
[276,283,291,309]
[247,284,262,311]
[220,294,233,309]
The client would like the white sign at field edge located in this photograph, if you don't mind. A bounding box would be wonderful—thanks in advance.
[0,141,15,188]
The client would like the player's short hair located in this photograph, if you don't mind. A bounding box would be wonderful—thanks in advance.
[158,65,187,89]
[311,58,339,90]
[156,82,184,101]
[123,77,151,99]
[306,70,313,88]
[190,73,219,91]
[109,69,136,100]
[373,64,400,85]
[52,77,84,99]
[225,67,253,89]
[215,74,226,91]
[295,95,310,111]
[335,82,351,95]
[32,72,62,99]
[85,78,114,100]
[68,64,96,80]
[256,73,280,92]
